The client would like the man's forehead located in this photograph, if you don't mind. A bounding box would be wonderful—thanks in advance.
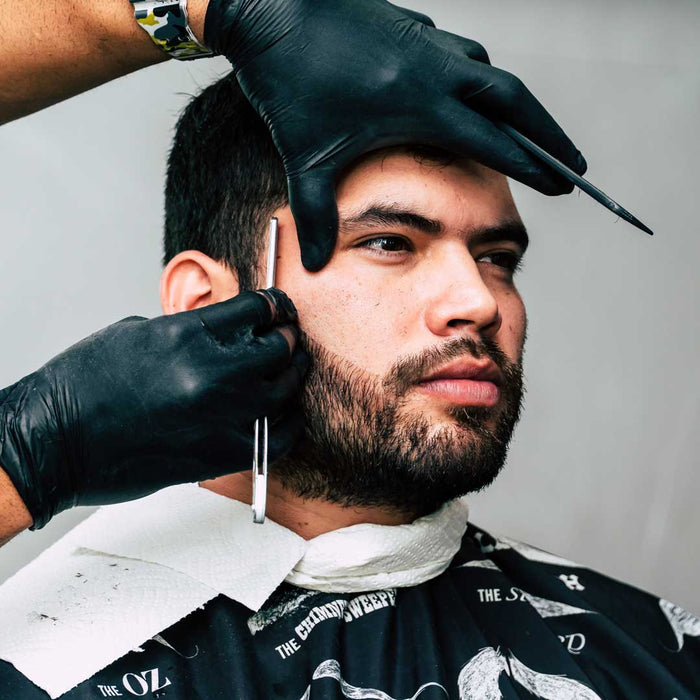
[336,150,519,236]
[340,147,504,189]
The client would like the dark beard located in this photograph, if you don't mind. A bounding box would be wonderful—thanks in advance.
[271,334,525,518]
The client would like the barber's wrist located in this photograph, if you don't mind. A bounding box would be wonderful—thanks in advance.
[187,0,211,45]
[0,466,34,544]
[0,374,74,530]
[128,0,213,60]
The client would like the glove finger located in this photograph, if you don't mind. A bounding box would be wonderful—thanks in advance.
[290,345,311,377]
[198,289,297,344]
[452,60,587,175]
[268,410,305,463]
[268,324,298,356]
[423,25,490,64]
[254,288,299,325]
[115,315,148,324]
[461,40,490,66]
[267,348,310,407]
[389,3,436,27]
[287,169,339,272]
[428,98,575,195]
[255,323,300,371]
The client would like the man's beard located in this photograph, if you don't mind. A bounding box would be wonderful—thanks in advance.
[272,333,525,518]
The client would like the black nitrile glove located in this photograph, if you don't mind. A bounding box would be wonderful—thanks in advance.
[0,289,307,529]
[204,0,587,271]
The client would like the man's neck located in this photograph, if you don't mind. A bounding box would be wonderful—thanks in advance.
[199,473,413,540]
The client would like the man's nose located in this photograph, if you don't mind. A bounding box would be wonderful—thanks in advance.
[423,249,502,339]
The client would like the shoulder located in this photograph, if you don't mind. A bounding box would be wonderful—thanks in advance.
[457,522,696,618]
[452,523,700,674]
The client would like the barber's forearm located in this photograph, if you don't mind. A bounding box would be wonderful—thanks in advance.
[0,0,209,124]
[0,466,33,546]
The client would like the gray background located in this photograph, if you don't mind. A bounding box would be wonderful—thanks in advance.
[1,1,699,611]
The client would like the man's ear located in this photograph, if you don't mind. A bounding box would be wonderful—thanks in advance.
[160,251,240,315]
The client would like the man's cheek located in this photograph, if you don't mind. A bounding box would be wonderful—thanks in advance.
[306,319,386,371]
[498,301,526,360]
[514,310,528,358]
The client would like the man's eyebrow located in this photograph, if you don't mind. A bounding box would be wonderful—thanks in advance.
[339,204,529,253]
[340,205,443,236]
[469,221,530,254]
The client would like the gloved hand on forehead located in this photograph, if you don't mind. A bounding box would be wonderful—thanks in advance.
[0,289,307,530]
[204,0,587,272]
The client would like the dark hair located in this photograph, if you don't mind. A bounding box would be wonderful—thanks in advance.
[164,74,462,287]
[164,72,287,291]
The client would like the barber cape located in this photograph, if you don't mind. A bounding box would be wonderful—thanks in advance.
[0,484,699,699]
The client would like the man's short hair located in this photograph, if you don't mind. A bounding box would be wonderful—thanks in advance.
[164,74,459,288]
[164,73,288,291]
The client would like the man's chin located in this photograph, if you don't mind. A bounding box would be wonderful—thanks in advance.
[399,400,503,438]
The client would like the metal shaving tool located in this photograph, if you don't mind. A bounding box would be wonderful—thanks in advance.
[252,217,279,524]
[497,122,653,236]
[251,416,268,524]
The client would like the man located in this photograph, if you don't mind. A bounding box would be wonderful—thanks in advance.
[1,74,697,700]
[0,0,586,541]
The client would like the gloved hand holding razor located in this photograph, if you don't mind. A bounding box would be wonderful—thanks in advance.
[0,284,305,531]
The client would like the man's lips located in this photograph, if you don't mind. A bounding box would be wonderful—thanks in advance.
[416,359,503,408]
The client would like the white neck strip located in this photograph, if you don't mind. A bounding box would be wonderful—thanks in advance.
[287,497,469,592]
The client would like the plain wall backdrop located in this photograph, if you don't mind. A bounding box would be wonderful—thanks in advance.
[1,1,699,612]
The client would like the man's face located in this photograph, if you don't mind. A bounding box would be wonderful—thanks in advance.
[270,151,527,515]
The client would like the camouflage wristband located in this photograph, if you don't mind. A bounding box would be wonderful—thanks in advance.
[130,0,213,60]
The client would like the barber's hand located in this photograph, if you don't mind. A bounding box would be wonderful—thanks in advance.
[0,289,307,529]
[204,0,587,271]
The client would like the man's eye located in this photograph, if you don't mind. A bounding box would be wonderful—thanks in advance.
[478,251,524,274]
[357,236,411,254]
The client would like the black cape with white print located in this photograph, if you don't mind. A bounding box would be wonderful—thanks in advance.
[2,524,698,699]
